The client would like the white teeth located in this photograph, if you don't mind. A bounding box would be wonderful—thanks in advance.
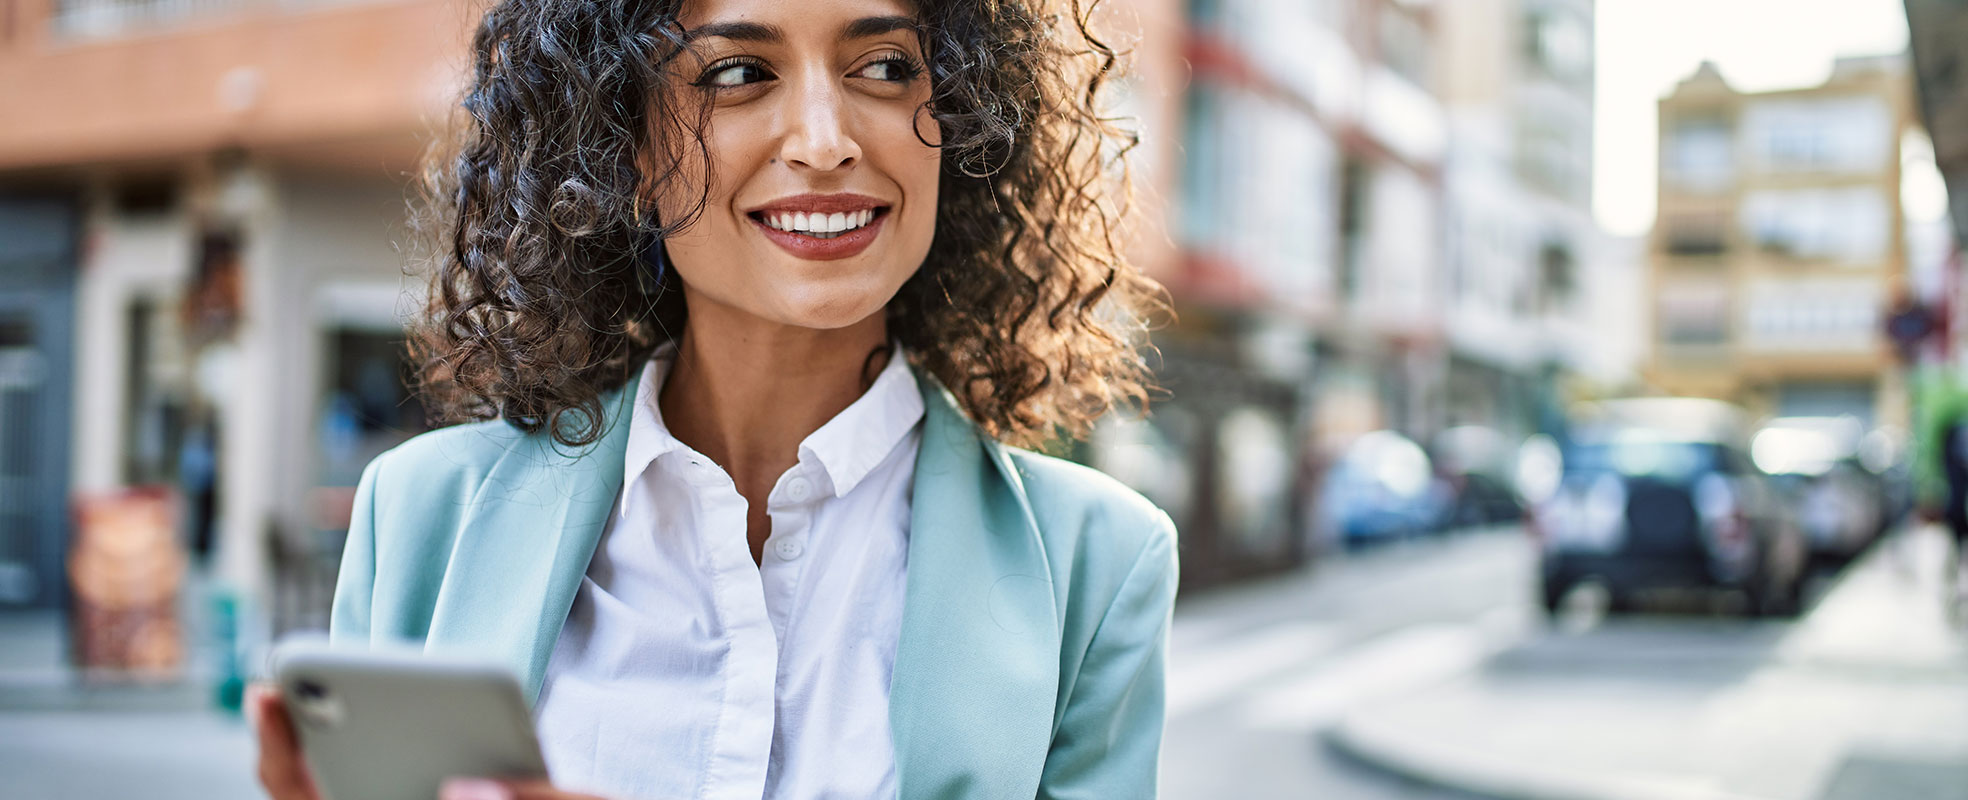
[761,208,880,237]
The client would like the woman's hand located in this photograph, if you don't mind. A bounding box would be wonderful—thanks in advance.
[252,681,606,800]
[249,682,321,800]
[439,778,610,800]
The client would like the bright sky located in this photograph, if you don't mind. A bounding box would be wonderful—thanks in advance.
[1594,0,1913,236]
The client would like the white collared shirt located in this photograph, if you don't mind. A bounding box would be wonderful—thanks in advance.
[533,342,923,800]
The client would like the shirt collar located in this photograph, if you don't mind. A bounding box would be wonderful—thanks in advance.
[798,341,925,498]
[622,340,925,499]
[622,343,689,492]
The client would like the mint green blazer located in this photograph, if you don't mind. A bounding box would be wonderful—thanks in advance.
[327,368,1180,799]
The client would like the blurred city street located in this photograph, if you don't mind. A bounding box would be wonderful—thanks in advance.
[7,0,1968,797]
[0,594,260,800]
[1164,525,1538,799]
[1163,524,1968,800]
[3,520,1966,799]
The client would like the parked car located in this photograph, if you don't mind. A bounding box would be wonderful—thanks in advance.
[1860,425,1913,533]
[1433,425,1526,528]
[1534,398,1809,616]
[1751,416,1886,566]
[1314,430,1451,548]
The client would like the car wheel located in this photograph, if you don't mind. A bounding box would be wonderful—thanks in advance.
[1541,577,1569,615]
[1748,564,1803,618]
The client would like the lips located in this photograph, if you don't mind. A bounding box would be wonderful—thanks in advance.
[747,206,890,261]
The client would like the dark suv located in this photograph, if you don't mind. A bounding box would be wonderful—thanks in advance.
[1533,399,1808,616]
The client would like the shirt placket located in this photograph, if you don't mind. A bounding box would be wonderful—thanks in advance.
[759,464,821,644]
[677,452,779,800]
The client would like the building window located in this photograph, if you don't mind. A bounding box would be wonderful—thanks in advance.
[1338,157,1369,302]
[1739,188,1889,263]
[1378,5,1430,88]
[1663,213,1730,257]
[1741,96,1892,174]
[1538,239,1575,310]
[1663,116,1736,193]
[1180,87,1225,250]
[1741,278,1882,352]
[1524,6,1593,83]
[1657,283,1731,347]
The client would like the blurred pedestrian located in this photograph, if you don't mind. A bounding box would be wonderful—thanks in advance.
[252,1,1177,799]
[1942,413,1968,619]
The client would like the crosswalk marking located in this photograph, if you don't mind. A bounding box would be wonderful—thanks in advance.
[1237,624,1492,731]
[1166,621,1341,718]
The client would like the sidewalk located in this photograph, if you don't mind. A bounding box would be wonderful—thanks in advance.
[0,592,263,800]
[1329,525,1968,800]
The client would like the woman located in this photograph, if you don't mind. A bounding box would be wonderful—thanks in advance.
[254,0,1176,797]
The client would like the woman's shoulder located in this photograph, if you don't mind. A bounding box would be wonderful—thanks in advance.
[996,445,1178,585]
[372,418,525,477]
[360,419,532,513]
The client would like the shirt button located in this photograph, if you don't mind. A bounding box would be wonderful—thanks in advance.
[774,538,804,561]
[786,477,812,502]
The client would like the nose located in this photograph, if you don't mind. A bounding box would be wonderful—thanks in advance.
[778,70,861,172]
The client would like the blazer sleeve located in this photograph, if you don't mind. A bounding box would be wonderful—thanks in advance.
[1037,512,1180,799]
[327,451,386,644]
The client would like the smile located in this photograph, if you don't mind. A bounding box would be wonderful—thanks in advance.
[746,206,891,261]
[754,208,884,239]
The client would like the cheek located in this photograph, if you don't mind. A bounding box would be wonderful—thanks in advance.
[651,118,758,229]
[881,115,942,253]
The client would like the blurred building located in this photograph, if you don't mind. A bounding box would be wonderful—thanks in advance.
[1904,0,1968,372]
[1085,0,1627,586]
[0,0,461,619]
[1648,56,1918,427]
[0,0,1632,619]
[0,0,1200,625]
[1117,0,1449,585]
[1905,0,1968,254]
[1435,0,1626,432]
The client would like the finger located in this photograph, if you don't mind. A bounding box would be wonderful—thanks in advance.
[252,686,318,800]
[440,778,514,800]
[466,778,609,800]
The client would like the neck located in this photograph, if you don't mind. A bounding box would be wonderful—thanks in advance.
[658,298,893,490]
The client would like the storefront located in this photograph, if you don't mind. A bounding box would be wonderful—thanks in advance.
[0,195,79,609]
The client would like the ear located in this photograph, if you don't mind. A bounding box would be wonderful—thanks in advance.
[633,88,717,238]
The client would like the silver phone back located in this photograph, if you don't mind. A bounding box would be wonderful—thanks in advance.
[272,643,549,800]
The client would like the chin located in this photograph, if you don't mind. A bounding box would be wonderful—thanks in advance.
[763,285,896,331]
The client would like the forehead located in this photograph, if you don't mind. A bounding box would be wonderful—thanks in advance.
[676,0,920,29]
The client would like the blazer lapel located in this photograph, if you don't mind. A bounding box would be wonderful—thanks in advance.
[423,384,637,703]
[889,372,1063,798]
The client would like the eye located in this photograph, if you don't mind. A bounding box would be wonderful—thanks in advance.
[856,53,924,83]
[696,57,772,89]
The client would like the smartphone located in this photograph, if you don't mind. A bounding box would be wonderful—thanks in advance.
[270,640,550,800]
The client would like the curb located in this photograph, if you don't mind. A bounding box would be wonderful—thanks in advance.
[1324,713,1769,800]
[1323,525,1965,800]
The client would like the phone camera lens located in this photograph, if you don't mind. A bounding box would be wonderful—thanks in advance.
[294,679,328,702]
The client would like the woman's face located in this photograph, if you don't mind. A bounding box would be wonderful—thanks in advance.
[654,0,941,333]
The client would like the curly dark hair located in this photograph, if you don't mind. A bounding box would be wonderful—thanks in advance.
[410,0,1167,449]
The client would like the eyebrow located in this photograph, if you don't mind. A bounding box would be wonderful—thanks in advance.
[682,15,919,44]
